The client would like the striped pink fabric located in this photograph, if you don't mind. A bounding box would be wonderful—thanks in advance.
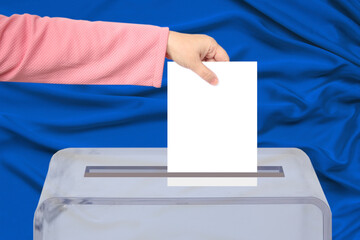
[0,14,169,88]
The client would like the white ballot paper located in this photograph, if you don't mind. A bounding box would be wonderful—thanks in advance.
[167,61,257,186]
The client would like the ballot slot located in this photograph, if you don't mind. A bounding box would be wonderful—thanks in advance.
[84,166,284,178]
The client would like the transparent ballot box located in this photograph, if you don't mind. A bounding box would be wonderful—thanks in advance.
[34,148,332,240]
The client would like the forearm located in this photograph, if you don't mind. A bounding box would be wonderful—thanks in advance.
[0,14,169,87]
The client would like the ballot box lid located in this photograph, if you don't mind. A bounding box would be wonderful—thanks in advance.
[37,148,329,206]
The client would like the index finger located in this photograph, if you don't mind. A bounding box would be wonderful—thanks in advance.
[214,44,230,62]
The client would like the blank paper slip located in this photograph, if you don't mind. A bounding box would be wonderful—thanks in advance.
[167,61,257,186]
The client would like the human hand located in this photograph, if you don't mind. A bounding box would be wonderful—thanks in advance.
[166,31,230,85]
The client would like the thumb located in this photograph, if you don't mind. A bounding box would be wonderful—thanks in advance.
[191,61,218,85]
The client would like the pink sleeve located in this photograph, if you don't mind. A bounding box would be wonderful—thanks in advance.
[0,14,169,88]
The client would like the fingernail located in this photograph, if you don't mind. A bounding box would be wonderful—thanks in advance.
[211,78,218,85]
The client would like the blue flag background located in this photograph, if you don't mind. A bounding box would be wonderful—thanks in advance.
[0,1,359,239]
